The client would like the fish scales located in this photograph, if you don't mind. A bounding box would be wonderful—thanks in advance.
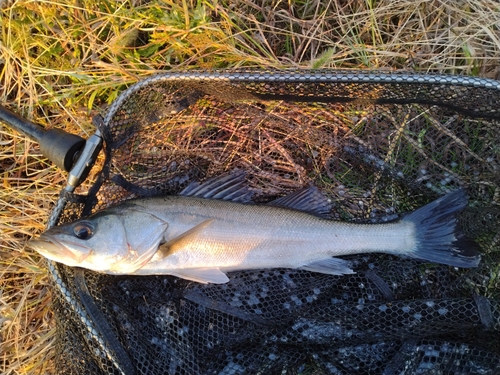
[136,196,415,273]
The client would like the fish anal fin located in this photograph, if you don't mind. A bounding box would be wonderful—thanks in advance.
[269,186,332,219]
[299,258,355,276]
[170,268,229,284]
[158,219,214,257]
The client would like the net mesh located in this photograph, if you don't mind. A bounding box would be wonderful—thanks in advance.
[51,70,500,375]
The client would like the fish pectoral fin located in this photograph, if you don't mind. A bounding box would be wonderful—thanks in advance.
[299,258,355,275]
[170,268,230,284]
[157,219,214,257]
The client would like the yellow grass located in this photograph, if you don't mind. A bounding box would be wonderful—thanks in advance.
[1,0,500,373]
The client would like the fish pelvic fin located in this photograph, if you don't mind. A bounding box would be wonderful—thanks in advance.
[402,189,481,268]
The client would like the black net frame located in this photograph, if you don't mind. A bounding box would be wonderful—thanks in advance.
[48,70,500,375]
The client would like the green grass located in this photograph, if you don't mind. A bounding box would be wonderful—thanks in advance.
[2,0,500,373]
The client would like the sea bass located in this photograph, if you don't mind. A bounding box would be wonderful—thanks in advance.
[29,172,480,284]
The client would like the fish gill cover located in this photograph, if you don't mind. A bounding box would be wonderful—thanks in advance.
[51,70,499,375]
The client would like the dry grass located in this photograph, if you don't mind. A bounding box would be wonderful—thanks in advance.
[1,0,499,373]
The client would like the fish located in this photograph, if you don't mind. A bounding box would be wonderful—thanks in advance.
[29,172,481,284]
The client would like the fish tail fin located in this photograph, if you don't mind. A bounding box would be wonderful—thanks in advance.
[402,189,481,268]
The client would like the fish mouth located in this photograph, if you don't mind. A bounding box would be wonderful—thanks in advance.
[29,237,91,264]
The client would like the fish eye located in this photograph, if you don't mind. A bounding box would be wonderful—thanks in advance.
[73,221,95,240]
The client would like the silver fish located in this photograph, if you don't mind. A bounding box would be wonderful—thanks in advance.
[29,172,480,284]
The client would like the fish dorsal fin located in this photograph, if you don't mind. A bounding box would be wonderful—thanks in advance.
[169,268,230,284]
[269,185,332,219]
[180,170,253,203]
[158,219,214,256]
